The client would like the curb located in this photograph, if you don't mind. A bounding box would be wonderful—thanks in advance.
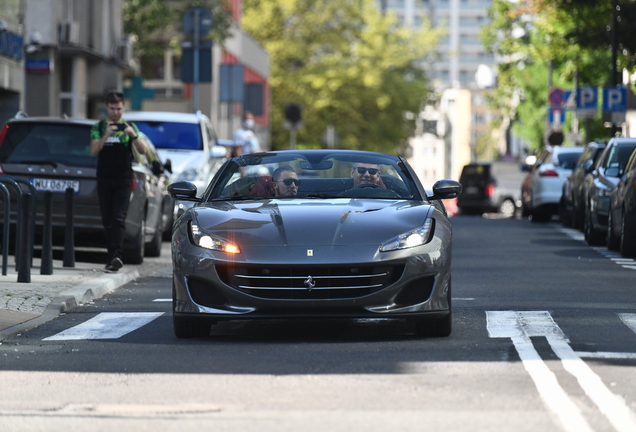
[0,268,140,341]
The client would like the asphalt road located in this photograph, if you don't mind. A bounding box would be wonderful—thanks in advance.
[1,214,635,432]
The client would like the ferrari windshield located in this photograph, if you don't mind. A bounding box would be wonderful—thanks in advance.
[204,151,421,201]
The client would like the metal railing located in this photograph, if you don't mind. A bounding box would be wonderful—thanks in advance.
[0,176,76,282]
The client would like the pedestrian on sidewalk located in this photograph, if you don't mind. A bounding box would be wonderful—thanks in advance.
[90,91,146,271]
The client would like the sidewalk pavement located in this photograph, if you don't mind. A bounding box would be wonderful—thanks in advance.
[0,244,172,340]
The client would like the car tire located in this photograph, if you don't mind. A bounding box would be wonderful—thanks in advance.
[607,211,621,251]
[573,203,584,230]
[559,198,572,226]
[584,207,605,246]
[145,219,162,257]
[521,201,531,218]
[123,218,145,265]
[620,210,636,258]
[499,199,516,218]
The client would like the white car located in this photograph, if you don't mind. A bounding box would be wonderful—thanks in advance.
[521,145,584,222]
[124,111,227,228]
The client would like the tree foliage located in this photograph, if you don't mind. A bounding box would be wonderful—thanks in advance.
[124,0,232,59]
[241,0,442,153]
[482,0,636,152]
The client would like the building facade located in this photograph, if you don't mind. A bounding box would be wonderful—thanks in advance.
[0,0,26,125]
[22,0,131,120]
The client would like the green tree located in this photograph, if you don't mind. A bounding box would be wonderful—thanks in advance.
[241,0,443,153]
[124,0,232,78]
[481,0,634,152]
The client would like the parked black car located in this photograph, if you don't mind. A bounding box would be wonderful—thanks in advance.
[0,115,173,263]
[584,137,636,246]
[559,140,606,229]
[607,147,636,256]
[457,162,518,217]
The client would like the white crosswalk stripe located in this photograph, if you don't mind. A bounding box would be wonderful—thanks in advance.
[487,311,636,432]
[43,312,164,341]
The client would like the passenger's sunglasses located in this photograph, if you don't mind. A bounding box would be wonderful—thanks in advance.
[356,167,379,175]
[277,178,300,186]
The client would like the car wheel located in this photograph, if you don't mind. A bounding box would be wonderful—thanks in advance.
[521,201,531,218]
[620,210,636,258]
[573,202,584,230]
[414,280,451,338]
[123,218,145,264]
[499,199,516,218]
[585,206,605,246]
[559,198,571,226]
[607,211,620,251]
[145,219,162,257]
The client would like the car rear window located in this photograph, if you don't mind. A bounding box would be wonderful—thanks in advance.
[555,151,582,169]
[459,165,491,183]
[131,121,203,151]
[0,123,96,168]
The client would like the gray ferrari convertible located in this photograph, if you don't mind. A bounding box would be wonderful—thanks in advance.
[168,149,461,338]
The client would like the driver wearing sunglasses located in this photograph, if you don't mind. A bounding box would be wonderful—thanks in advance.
[351,163,381,186]
[272,165,299,196]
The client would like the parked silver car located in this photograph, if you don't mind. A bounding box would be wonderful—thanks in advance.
[123,111,227,228]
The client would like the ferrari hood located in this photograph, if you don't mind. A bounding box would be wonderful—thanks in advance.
[192,199,433,247]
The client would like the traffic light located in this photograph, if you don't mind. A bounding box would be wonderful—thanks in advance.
[283,102,302,129]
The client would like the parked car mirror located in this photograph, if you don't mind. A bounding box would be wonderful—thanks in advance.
[583,159,595,174]
[210,145,227,159]
[429,179,462,200]
[168,181,201,201]
[151,160,163,176]
[164,159,172,174]
[605,167,620,177]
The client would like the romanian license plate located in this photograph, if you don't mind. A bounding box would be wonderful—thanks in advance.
[31,178,80,193]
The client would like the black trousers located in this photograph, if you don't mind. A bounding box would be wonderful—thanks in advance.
[97,175,131,263]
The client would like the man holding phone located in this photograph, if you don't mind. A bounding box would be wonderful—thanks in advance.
[90,91,146,271]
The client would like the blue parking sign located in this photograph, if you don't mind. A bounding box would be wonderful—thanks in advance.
[603,86,627,112]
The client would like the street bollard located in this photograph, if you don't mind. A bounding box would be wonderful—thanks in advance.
[63,187,75,267]
[40,191,53,275]
[17,193,31,283]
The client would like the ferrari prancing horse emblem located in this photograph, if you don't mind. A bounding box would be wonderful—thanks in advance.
[307,249,313,256]
[304,276,316,291]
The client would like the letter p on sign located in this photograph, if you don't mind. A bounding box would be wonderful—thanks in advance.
[603,86,627,112]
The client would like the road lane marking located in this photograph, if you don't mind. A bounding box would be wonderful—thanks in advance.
[487,311,636,432]
[576,352,636,360]
[152,298,172,302]
[43,312,164,341]
[557,227,636,271]
[618,313,636,336]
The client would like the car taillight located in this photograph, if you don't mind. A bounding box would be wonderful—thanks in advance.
[539,169,559,177]
[0,125,7,174]
[484,183,495,196]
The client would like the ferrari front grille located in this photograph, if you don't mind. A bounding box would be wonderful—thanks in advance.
[216,264,405,300]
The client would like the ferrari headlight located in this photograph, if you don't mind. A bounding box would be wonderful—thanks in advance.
[379,219,434,252]
[189,221,240,254]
